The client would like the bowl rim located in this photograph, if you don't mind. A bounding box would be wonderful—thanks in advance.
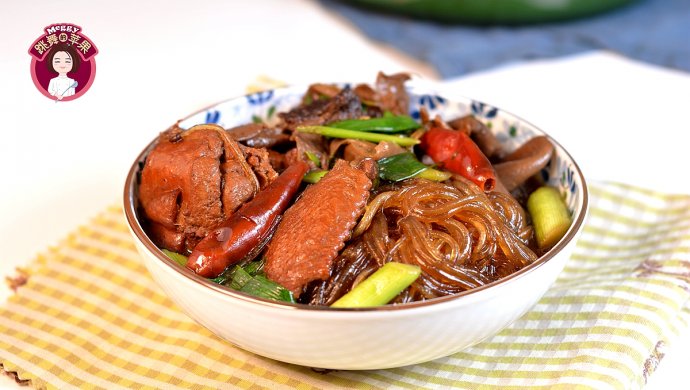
[123,84,589,313]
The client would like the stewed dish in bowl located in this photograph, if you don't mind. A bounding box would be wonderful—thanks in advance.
[124,73,588,369]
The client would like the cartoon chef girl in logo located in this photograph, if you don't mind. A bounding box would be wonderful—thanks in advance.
[45,43,80,100]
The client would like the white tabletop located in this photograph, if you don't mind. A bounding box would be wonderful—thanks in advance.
[1,1,689,388]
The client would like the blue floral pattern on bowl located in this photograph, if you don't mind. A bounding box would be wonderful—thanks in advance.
[178,85,585,219]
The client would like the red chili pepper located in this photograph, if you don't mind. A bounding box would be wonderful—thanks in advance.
[187,161,309,277]
[420,126,496,191]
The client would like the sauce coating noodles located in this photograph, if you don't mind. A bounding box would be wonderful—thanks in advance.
[303,176,537,304]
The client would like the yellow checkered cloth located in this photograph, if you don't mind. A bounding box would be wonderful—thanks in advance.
[2,182,690,389]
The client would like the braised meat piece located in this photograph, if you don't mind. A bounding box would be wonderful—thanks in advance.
[227,122,290,149]
[278,86,363,130]
[329,139,406,162]
[448,115,504,159]
[349,72,410,117]
[282,133,330,170]
[295,132,329,169]
[264,159,373,296]
[139,124,279,253]
[241,144,279,188]
[375,72,411,115]
[301,83,341,104]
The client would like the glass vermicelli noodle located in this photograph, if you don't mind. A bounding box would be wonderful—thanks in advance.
[303,176,538,304]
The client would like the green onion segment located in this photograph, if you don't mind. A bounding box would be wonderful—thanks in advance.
[331,262,421,308]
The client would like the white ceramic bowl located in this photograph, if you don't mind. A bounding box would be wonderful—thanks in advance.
[123,84,588,370]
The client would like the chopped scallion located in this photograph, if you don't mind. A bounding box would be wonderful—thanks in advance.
[296,126,419,147]
[331,262,421,308]
[303,169,329,183]
[162,249,188,267]
[378,152,450,182]
[414,167,452,182]
[527,186,572,249]
[328,114,420,134]
[304,151,321,168]
[240,275,295,303]
[216,262,295,303]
